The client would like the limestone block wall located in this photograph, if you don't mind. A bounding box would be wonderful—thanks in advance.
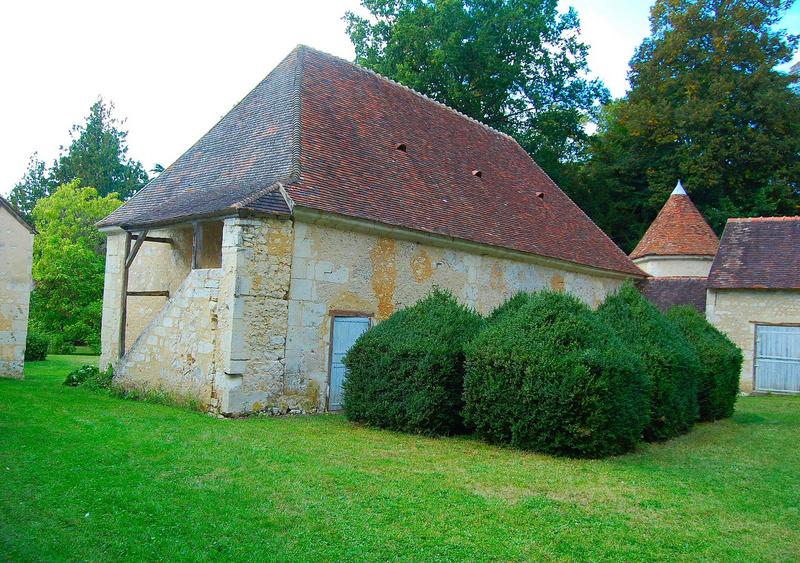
[706,289,800,392]
[112,268,222,406]
[284,214,629,410]
[100,224,221,368]
[214,217,298,414]
[0,208,34,379]
[633,255,714,277]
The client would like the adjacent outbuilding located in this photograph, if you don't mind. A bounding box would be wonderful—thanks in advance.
[633,182,719,313]
[706,217,800,393]
[97,45,644,415]
[0,196,35,379]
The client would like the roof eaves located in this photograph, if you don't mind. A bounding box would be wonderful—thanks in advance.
[0,195,36,234]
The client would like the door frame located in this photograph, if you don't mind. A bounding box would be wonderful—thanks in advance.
[326,310,374,411]
[753,321,800,393]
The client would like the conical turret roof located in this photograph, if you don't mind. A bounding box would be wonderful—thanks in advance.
[630,182,719,259]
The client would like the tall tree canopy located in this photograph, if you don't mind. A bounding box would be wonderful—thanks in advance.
[344,0,609,182]
[9,98,148,222]
[28,182,123,349]
[577,0,800,250]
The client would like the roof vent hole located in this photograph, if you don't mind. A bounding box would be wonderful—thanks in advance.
[536,191,545,199]
[472,170,482,178]
[396,143,407,152]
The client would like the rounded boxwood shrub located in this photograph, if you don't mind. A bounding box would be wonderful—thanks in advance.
[24,331,49,361]
[667,306,742,420]
[342,288,484,435]
[463,291,650,458]
[486,291,534,324]
[597,284,700,441]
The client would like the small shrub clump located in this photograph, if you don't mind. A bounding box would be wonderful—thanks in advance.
[343,288,484,435]
[598,284,700,441]
[64,364,113,389]
[464,291,650,458]
[48,334,76,355]
[24,332,49,361]
[667,306,742,420]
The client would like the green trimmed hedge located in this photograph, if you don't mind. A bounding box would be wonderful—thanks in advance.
[342,288,484,435]
[598,284,700,441]
[463,291,650,457]
[667,306,742,420]
[24,332,49,361]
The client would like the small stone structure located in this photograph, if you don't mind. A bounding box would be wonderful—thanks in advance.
[706,217,800,392]
[0,196,35,379]
[632,185,800,393]
[97,45,645,414]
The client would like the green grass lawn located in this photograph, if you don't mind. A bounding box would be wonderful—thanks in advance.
[2,357,799,561]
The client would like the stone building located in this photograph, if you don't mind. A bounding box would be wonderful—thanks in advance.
[97,45,644,415]
[0,196,35,379]
[632,183,800,393]
[706,217,800,393]
[633,182,719,313]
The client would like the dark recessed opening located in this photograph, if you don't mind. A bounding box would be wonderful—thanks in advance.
[472,170,482,178]
[536,191,545,199]
[396,143,407,152]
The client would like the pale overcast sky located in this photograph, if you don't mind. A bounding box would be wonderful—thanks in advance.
[1,0,798,196]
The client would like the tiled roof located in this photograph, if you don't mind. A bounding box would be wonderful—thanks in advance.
[99,46,642,276]
[0,195,36,234]
[708,217,800,289]
[630,187,718,260]
[637,276,708,313]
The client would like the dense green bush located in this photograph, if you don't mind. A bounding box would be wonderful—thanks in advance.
[464,291,650,458]
[64,364,113,389]
[343,288,484,435]
[667,306,742,420]
[598,284,700,441]
[48,334,76,355]
[486,291,534,324]
[24,332,49,361]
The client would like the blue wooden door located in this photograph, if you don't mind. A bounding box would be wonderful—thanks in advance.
[329,316,370,410]
[756,325,800,393]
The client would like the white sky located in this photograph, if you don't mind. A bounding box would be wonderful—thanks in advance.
[1,0,798,196]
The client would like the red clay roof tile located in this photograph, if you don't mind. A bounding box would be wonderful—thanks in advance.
[630,188,719,260]
[100,46,642,276]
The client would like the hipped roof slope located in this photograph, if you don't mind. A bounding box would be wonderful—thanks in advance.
[100,46,641,276]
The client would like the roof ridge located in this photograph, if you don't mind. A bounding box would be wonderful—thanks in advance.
[296,44,518,144]
[729,216,800,222]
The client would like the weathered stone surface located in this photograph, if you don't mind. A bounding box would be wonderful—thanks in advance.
[111,268,222,406]
[0,205,33,379]
[706,288,800,392]
[100,212,630,415]
[283,217,627,412]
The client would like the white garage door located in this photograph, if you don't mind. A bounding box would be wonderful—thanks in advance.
[755,324,800,393]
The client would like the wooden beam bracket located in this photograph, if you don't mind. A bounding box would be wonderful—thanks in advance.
[126,290,170,297]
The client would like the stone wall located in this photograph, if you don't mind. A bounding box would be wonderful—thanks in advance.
[112,268,222,406]
[100,223,223,369]
[0,207,33,379]
[633,255,714,277]
[706,288,800,392]
[213,217,300,414]
[283,212,629,411]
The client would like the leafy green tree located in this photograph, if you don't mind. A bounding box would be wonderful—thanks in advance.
[580,0,800,248]
[50,98,149,200]
[8,153,51,223]
[344,0,609,182]
[29,181,123,349]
